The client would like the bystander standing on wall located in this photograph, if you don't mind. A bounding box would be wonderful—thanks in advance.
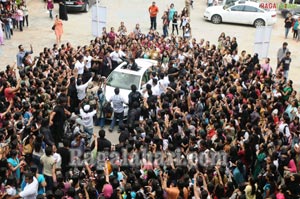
[149,1,159,30]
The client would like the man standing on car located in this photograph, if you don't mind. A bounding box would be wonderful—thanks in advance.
[109,87,126,132]
[149,1,159,30]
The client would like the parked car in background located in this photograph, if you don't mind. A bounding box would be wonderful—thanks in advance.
[280,0,300,18]
[104,59,158,118]
[281,7,300,18]
[65,0,95,12]
[204,1,277,27]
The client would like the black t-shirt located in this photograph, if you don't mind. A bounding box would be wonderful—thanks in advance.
[285,18,293,28]
[280,57,292,71]
[128,91,142,108]
[68,84,78,105]
[53,105,66,127]
[231,42,238,52]
[91,138,112,152]
[167,66,178,76]
[57,147,71,171]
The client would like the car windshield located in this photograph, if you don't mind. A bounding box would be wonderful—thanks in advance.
[223,2,235,9]
[106,71,140,90]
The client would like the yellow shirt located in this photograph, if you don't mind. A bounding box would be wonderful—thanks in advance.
[245,184,257,199]
[40,154,55,176]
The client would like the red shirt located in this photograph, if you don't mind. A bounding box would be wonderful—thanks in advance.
[149,5,159,17]
[4,88,14,101]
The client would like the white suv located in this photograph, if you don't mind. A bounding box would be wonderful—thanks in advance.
[104,58,158,117]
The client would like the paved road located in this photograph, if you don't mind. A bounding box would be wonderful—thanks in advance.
[1,0,300,143]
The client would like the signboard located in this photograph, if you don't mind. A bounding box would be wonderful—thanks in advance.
[92,5,107,37]
[254,26,272,59]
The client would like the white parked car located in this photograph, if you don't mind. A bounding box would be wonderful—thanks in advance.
[104,58,158,117]
[204,1,277,27]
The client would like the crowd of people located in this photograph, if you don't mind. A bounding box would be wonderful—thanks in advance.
[0,1,300,199]
[284,14,300,41]
[0,0,29,45]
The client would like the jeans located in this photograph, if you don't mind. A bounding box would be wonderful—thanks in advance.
[4,24,10,39]
[98,117,105,128]
[23,15,28,27]
[110,111,124,131]
[84,127,94,138]
[284,70,289,79]
[49,10,53,19]
[163,25,168,37]
[19,21,23,31]
[44,174,54,191]
[172,24,178,35]
[285,27,290,38]
[150,16,157,30]
[293,29,298,39]
[32,155,43,174]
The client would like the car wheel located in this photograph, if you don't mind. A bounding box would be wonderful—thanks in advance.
[211,14,222,24]
[254,19,265,27]
[84,3,89,12]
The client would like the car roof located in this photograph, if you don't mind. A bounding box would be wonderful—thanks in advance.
[113,58,158,76]
[234,1,260,7]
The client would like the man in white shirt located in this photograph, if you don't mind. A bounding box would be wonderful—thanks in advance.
[178,49,185,65]
[151,78,160,96]
[80,104,97,138]
[110,45,126,70]
[84,51,93,70]
[76,75,94,101]
[75,55,86,75]
[11,172,38,199]
[157,73,169,95]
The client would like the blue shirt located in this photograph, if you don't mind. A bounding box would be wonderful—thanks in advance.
[233,167,245,185]
[16,50,33,67]
[168,8,176,21]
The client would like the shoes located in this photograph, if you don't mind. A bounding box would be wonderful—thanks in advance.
[109,128,113,132]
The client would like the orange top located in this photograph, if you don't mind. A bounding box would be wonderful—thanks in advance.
[149,5,159,17]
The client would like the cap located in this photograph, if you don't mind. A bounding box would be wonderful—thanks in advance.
[84,104,90,112]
